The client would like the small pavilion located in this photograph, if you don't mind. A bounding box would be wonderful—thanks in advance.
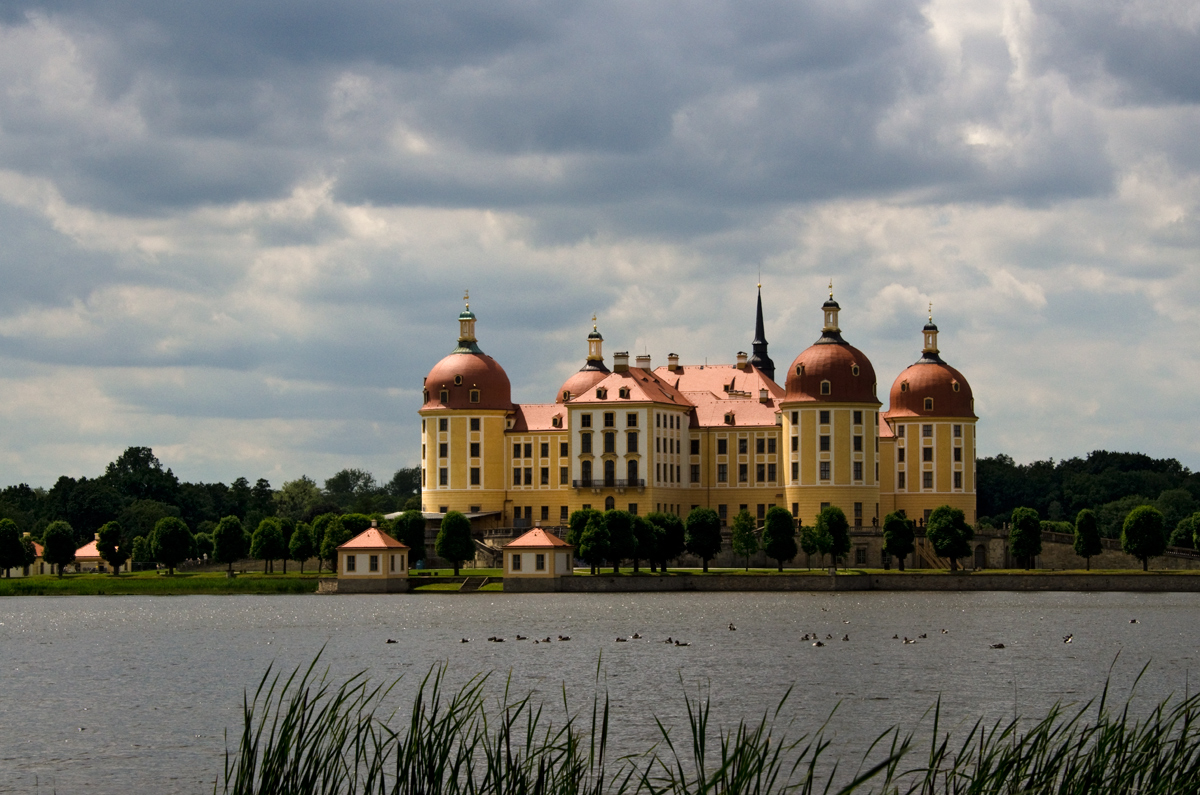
[502,528,574,589]
[336,524,410,593]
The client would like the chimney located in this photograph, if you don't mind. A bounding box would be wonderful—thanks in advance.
[94,532,100,541]
[371,520,378,528]
[736,351,748,370]
[759,388,769,404]
[613,351,630,372]
[635,353,651,370]
[667,353,679,371]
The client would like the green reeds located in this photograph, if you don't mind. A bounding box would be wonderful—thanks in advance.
[219,656,1200,795]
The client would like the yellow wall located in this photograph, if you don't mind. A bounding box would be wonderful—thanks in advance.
[338,550,409,578]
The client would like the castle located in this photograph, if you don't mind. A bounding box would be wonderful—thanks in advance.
[418,288,976,553]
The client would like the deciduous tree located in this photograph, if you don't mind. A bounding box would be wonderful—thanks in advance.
[96,520,129,575]
[288,523,314,573]
[392,510,427,564]
[250,518,286,574]
[1073,509,1103,570]
[761,507,798,572]
[799,525,818,569]
[926,505,974,571]
[319,517,351,568]
[212,516,247,575]
[578,512,610,574]
[42,520,76,577]
[816,506,850,570]
[730,509,760,571]
[882,512,915,571]
[1009,507,1042,570]
[567,508,602,549]
[604,510,636,574]
[646,512,685,572]
[1121,505,1167,572]
[435,511,475,576]
[631,515,658,572]
[684,508,722,572]
[150,517,193,576]
[0,518,24,577]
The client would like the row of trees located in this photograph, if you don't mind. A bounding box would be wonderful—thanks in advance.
[0,446,420,554]
[1007,503,1190,572]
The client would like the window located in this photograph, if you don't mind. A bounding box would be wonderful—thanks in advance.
[560,442,569,457]
[791,411,798,424]
[513,468,522,485]
[757,504,766,522]
[628,460,639,482]
[896,424,905,437]
[820,435,830,452]
[438,418,448,432]
[820,380,831,395]
[923,447,933,462]
[470,442,480,457]
[954,471,963,489]
[346,555,356,572]
[581,414,592,428]
[604,432,616,453]
[470,418,480,431]
[953,424,962,438]
[855,547,867,566]
[820,462,831,480]
[470,390,480,403]
[767,463,776,482]
[756,438,765,454]
[560,466,568,484]
[581,460,592,481]
[541,506,550,521]
[561,506,569,522]
[470,467,480,485]
[454,375,463,386]
[439,468,448,486]
[767,438,776,454]
[853,410,862,425]
[954,447,962,462]
[853,435,862,452]
[791,462,799,480]
[717,438,728,455]
[718,504,728,523]
[596,388,607,399]
[854,502,862,520]
[792,503,799,517]
[898,447,905,462]
[439,443,448,458]
[923,424,933,438]
[524,443,533,458]
[618,387,630,398]
[656,413,661,427]
[512,554,522,572]
[541,442,549,458]
[581,433,592,454]
[541,467,550,485]
[791,436,798,452]
[535,554,546,571]
[440,390,449,403]
[369,555,379,572]
[552,416,562,428]
[923,471,933,489]
[513,444,521,458]
[604,412,615,427]
[820,410,830,425]
[953,382,961,392]
[738,463,748,482]
[691,439,700,455]
[690,464,700,483]
[627,431,638,452]
[756,463,765,482]
[924,397,933,411]
[628,503,637,515]
[524,467,533,485]
[738,438,748,454]
[853,461,863,481]
[391,554,396,572]
[627,413,638,427]
[900,382,909,393]
[717,464,728,483]
[898,472,906,489]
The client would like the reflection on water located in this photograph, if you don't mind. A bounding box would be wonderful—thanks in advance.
[1,591,1197,794]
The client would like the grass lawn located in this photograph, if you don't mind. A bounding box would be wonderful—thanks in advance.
[409,568,502,578]
[411,583,467,592]
[0,570,320,596]
[478,582,504,591]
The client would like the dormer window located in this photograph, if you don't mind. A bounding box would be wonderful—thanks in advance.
[423,390,429,403]
[952,382,960,392]
[924,397,933,411]
[820,380,831,395]
[439,390,449,403]
[454,375,463,385]
[796,364,805,376]
[596,388,607,399]
[470,390,480,403]
[724,412,735,425]
[900,382,909,392]
[552,416,562,428]
[562,390,571,401]
[619,387,630,399]
[851,365,860,376]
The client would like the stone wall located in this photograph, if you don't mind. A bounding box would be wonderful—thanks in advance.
[319,577,410,594]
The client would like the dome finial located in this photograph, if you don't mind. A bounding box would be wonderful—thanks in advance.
[464,289,470,310]
[829,279,834,300]
[592,313,597,332]
[928,302,933,323]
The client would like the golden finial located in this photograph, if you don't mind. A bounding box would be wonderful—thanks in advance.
[592,313,597,331]
[828,279,834,299]
[463,289,470,309]
[928,302,933,322]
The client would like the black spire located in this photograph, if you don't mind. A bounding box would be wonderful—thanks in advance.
[747,285,775,382]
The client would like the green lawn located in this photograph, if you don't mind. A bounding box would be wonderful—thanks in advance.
[0,570,320,596]
[411,583,467,592]
[409,568,502,577]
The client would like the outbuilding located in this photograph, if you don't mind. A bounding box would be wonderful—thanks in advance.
[502,528,574,589]
[336,524,410,593]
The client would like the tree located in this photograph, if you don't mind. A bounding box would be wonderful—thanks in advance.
[130,536,151,566]
[881,512,915,571]
[926,505,974,571]
[684,508,722,572]
[435,511,475,575]
[117,500,180,547]
[101,446,180,504]
[799,525,818,569]
[96,520,129,575]
[277,517,296,573]
[42,520,76,577]
[250,518,286,574]
[212,516,247,575]
[730,510,759,570]
[604,510,637,574]
[0,518,24,577]
[1169,512,1199,550]
[150,517,193,576]
[194,532,214,560]
[578,512,611,574]
[19,535,37,574]
[1073,508,1103,570]
[340,513,374,537]
[567,509,603,549]
[319,517,351,568]
[761,508,798,572]
[1009,507,1042,570]
[631,515,659,573]
[816,506,850,571]
[1121,505,1167,572]
[392,510,427,564]
[646,512,686,572]
[813,525,833,568]
[274,477,321,522]
[311,513,338,571]
[288,523,314,573]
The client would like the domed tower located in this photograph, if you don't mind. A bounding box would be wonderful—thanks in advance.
[557,318,610,403]
[419,295,513,514]
[882,309,977,524]
[780,285,881,529]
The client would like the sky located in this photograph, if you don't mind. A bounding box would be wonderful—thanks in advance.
[0,0,1198,488]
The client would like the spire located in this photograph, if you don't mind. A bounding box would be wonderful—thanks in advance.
[453,291,483,354]
[747,283,775,382]
[920,303,943,362]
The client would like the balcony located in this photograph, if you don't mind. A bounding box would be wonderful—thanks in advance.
[572,478,645,489]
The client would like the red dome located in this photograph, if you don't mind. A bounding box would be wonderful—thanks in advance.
[421,353,512,411]
[885,359,975,419]
[556,367,608,403]
[784,341,879,404]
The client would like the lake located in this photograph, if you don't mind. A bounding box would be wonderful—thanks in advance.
[1,591,1197,794]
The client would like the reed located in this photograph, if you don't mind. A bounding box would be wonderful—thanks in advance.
[218,655,1200,795]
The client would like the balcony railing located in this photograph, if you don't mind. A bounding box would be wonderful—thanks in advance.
[572,478,645,488]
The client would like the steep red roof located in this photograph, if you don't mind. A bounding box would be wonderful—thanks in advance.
[567,367,693,407]
[338,527,409,550]
[421,352,513,412]
[511,403,567,432]
[656,364,784,428]
[75,540,102,560]
[878,412,895,438]
[505,528,572,549]
[885,359,976,419]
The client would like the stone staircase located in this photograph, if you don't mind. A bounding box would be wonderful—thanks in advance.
[914,537,952,569]
[459,576,488,592]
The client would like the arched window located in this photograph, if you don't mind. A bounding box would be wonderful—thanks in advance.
[924,397,933,411]
[820,380,831,395]
[605,496,615,511]
[439,390,449,403]
[470,390,480,403]
[603,459,616,486]
[581,460,592,484]
[627,459,639,484]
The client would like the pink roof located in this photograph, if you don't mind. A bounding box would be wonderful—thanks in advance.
[510,403,567,432]
[75,540,102,560]
[338,527,409,550]
[505,528,573,549]
[33,541,44,557]
[567,367,692,408]
[655,364,783,428]
[878,412,895,438]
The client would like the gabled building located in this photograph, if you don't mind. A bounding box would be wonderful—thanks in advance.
[418,287,976,536]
